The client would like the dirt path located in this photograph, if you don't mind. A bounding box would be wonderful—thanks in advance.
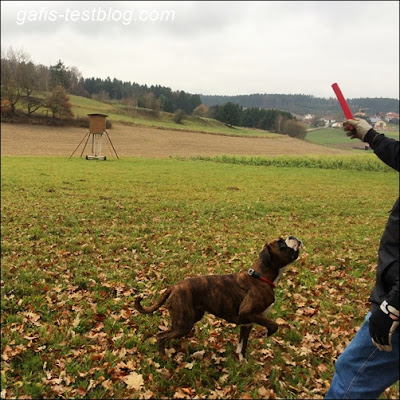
[1,123,352,157]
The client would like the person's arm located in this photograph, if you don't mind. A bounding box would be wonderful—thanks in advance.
[344,118,399,171]
[344,118,400,351]
[364,130,399,172]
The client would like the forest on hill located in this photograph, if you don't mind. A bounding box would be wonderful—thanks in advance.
[200,94,399,117]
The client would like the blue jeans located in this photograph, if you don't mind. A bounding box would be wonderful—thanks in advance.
[325,313,399,399]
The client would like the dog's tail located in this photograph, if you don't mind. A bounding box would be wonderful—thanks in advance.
[134,287,172,314]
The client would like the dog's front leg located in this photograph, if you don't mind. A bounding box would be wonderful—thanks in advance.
[239,299,278,337]
[241,313,278,337]
[237,325,253,362]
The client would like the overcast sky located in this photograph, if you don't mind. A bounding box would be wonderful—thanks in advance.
[1,1,399,99]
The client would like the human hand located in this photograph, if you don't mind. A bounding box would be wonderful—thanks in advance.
[343,118,372,141]
[369,300,399,351]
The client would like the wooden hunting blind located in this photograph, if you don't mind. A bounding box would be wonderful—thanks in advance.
[89,113,107,134]
[69,113,119,160]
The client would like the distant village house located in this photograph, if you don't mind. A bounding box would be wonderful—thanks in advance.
[370,117,387,130]
[385,112,399,121]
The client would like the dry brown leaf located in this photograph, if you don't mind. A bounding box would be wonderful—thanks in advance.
[258,387,277,398]
[101,379,112,390]
[123,371,144,391]
[72,314,81,328]
[183,362,194,370]
[76,386,87,396]
[317,363,328,373]
[191,349,205,360]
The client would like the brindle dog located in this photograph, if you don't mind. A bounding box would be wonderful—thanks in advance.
[134,236,302,360]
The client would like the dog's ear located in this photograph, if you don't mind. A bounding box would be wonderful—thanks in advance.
[259,245,271,266]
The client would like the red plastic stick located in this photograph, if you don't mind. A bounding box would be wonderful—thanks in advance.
[332,83,354,130]
[331,83,354,119]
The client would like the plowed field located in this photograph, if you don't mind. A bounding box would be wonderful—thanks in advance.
[1,123,351,157]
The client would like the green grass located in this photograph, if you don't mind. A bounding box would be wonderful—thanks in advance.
[181,154,394,172]
[1,156,399,399]
[306,127,399,147]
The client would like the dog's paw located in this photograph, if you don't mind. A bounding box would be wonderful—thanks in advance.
[238,354,248,363]
[266,324,278,337]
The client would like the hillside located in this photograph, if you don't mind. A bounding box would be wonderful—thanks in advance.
[69,95,278,138]
[3,92,276,138]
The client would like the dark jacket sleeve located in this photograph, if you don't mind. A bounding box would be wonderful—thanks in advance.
[364,129,400,311]
[364,129,399,172]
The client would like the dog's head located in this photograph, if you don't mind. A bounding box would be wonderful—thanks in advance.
[260,236,303,269]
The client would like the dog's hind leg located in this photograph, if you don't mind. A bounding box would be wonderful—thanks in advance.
[237,325,253,362]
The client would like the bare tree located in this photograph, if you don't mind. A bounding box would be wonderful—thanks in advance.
[68,66,84,95]
[19,61,45,116]
[36,64,51,92]
[1,47,30,114]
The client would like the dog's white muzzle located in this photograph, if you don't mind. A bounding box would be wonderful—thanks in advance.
[285,236,303,252]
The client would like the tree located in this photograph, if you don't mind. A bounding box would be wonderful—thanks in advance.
[0,47,29,114]
[160,94,174,113]
[173,109,185,124]
[281,119,307,139]
[45,85,73,118]
[19,61,44,116]
[221,102,241,126]
[143,92,161,112]
[49,60,71,90]
[36,64,51,92]
[68,66,84,95]
[258,109,279,131]
[192,104,209,117]
[274,114,284,133]
[92,90,110,102]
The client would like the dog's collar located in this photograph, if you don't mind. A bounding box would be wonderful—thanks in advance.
[248,269,276,288]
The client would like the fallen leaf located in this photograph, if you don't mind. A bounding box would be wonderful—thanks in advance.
[72,314,81,328]
[123,372,144,391]
[191,350,205,360]
[184,362,194,370]
[101,379,112,390]
[317,363,328,373]
[76,386,87,396]
[258,387,276,398]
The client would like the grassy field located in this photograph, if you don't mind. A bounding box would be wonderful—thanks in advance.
[1,155,398,399]
[306,127,399,147]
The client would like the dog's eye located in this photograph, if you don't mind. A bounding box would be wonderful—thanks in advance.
[278,238,286,248]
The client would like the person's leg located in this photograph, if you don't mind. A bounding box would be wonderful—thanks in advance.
[325,312,399,399]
